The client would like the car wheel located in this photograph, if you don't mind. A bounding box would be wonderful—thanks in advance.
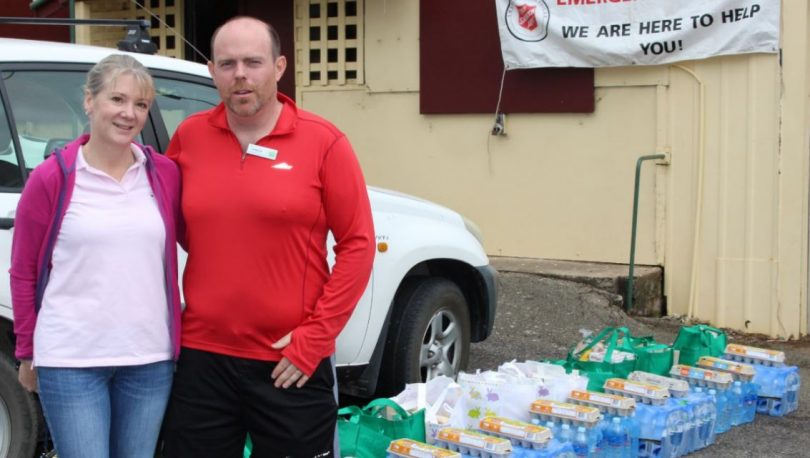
[382,277,470,394]
[0,354,38,458]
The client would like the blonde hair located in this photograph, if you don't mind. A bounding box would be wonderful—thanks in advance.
[85,54,155,100]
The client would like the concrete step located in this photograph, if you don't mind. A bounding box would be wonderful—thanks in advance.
[490,257,664,316]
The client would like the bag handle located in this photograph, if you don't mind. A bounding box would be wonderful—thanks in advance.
[337,405,364,424]
[571,327,615,357]
[589,326,633,360]
[695,324,725,345]
[363,398,412,420]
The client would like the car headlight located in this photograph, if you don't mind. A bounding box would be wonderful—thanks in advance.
[462,215,485,246]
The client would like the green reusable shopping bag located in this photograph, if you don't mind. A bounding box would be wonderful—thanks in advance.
[672,324,727,366]
[337,398,426,458]
[630,336,674,376]
[566,326,638,391]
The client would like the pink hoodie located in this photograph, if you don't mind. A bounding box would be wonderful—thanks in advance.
[9,134,183,360]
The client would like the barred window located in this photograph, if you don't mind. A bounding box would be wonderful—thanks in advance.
[295,0,363,87]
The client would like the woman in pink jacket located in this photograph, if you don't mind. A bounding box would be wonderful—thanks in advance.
[10,54,182,458]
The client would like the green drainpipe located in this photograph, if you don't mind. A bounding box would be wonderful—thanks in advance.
[626,154,666,313]
[70,0,75,43]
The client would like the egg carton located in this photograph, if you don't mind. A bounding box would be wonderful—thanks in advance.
[435,427,512,458]
[669,365,733,390]
[724,344,785,367]
[603,378,669,406]
[529,399,601,427]
[696,356,756,382]
[387,438,462,458]
[628,371,691,398]
[567,389,636,416]
[478,416,552,450]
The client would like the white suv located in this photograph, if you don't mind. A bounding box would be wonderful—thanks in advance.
[0,38,497,456]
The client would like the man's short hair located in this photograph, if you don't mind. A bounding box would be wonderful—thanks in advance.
[210,16,282,61]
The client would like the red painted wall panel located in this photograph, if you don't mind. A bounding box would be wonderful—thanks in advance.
[420,0,593,114]
[0,0,70,43]
[238,0,296,101]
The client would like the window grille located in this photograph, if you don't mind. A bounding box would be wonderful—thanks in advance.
[295,0,363,87]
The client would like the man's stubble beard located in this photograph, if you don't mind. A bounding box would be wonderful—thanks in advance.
[227,96,263,118]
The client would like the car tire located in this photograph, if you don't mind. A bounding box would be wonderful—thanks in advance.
[0,354,38,458]
[381,277,470,394]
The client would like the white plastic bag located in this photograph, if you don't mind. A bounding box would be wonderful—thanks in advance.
[449,370,538,429]
[390,375,461,443]
[497,360,589,401]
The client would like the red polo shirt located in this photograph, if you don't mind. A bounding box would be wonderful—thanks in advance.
[167,94,375,375]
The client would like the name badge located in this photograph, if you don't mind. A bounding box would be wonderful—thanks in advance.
[245,143,278,160]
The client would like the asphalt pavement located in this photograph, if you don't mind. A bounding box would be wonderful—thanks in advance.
[468,269,810,458]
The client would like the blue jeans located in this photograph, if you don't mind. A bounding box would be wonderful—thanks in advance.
[37,360,174,458]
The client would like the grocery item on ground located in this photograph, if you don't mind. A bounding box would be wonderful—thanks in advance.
[435,427,513,457]
[568,390,636,416]
[723,344,801,416]
[373,336,798,458]
[450,371,540,430]
[724,344,785,366]
[672,325,727,366]
[568,390,637,458]
[563,327,639,392]
[603,378,670,406]
[338,398,426,458]
[387,438,462,458]
[696,357,758,424]
[498,361,589,402]
[629,372,720,455]
[478,416,552,450]
[529,400,602,456]
[627,371,690,399]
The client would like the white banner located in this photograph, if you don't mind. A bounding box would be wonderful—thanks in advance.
[495,0,780,68]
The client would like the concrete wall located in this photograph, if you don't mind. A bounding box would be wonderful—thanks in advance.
[299,0,809,338]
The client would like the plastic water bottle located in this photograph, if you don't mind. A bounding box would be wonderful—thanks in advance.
[560,423,574,444]
[600,417,615,458]
[785,369,801,412]
[691,387,707,450]
[730,381,744,426]
[742,382,758,423]
[704,390,717,447]
[710,388,729,434]
[663,404,687,457]
[547,420,560,439]
[574,426,589,457]
[594,421,607,458]
[625,415,640,458]
[681,397,697,454]
[722,388,735,431]
[605,416,626,458]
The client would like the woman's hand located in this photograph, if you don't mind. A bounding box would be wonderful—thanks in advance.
[18,360,38,393]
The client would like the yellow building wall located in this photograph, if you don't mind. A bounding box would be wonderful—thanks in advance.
[299,1,809,338]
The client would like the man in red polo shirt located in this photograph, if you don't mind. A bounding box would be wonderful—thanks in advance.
[162,16,375,457]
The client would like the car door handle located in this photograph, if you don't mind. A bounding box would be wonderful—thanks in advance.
[0,217,14,229]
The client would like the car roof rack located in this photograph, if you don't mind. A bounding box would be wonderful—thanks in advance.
[0,17,157,54]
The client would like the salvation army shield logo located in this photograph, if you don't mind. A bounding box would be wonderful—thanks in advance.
[505,0,550,42]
